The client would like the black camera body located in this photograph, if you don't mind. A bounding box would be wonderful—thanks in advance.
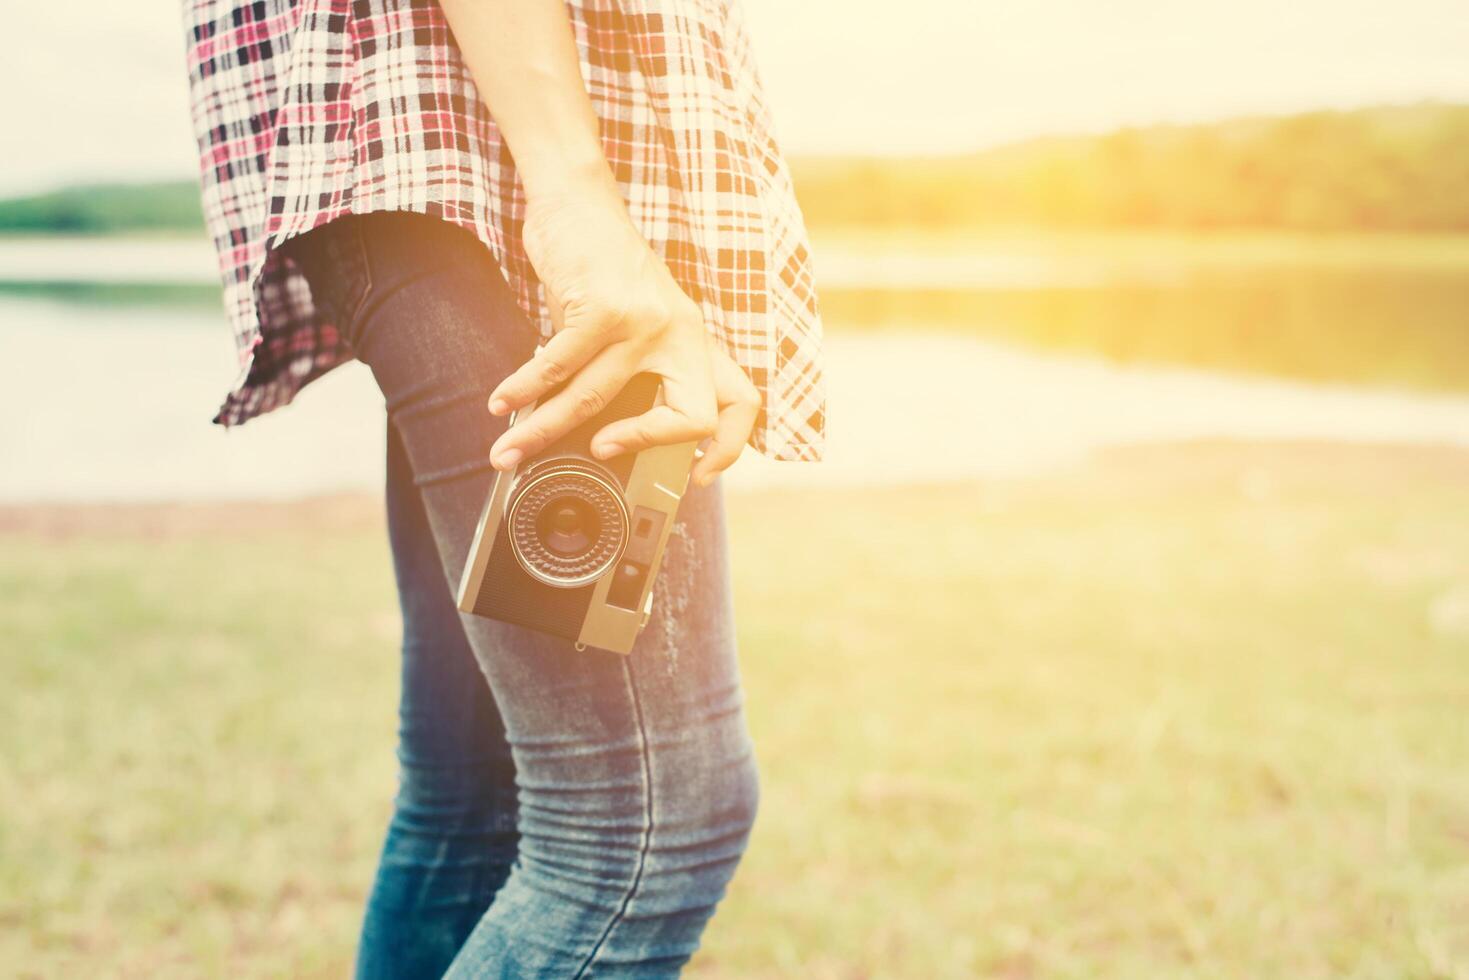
[456,372,697,654]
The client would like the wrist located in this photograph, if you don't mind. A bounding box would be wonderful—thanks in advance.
[518,151,624,211]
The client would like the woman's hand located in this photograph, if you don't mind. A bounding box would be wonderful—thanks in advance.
[432,0,758,485]
[487,187,761,488]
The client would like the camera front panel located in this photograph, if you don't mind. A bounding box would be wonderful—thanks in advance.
[456,372,696,653]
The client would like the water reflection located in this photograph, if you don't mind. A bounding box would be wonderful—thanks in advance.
[2,234,1467,501]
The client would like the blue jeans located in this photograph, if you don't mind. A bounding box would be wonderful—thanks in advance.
[284,211,759,978]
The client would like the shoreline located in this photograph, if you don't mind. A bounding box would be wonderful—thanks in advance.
[5,438,1465,540]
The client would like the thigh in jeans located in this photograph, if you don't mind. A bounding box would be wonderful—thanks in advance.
[323,211,759,977]
[352,423,520,980]
[284,216,523,979]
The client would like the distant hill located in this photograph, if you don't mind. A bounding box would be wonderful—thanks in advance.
[3,103,1467,235]
[0,182,204,235]
[791,102,1469,232]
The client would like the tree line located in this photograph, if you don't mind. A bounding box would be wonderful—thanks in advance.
[2,103,1466,235]
[790,103,1469,232]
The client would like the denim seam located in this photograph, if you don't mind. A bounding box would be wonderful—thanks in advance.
[343,217,375,343]
[346,233,448,357]
[571,657,654,979]
[350,212,493,342]
[409,454,499,490]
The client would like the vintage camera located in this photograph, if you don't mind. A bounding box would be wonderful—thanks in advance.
[456,372,697,654]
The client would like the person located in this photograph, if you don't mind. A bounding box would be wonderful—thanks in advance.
[180,0,826,975]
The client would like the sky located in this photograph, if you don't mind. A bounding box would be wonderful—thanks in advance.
[2,0,1467,196]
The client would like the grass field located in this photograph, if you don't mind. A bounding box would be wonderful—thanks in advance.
[3,442,1468,978]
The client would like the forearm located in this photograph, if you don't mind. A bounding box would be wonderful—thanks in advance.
[441,0,757,480]
[436,0,623,207]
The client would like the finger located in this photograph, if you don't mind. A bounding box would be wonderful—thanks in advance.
[689,395,759,487]
[489,350,634,468]
[590,404,717,460]
[487,327,603,416]
[642,327,713,419]
[689,344,760,486]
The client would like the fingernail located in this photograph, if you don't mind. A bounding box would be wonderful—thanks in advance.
[595,443,622,459]
[496,448,522,469]
[489,398,508,415]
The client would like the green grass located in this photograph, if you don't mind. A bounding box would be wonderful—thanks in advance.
[3,443,1468,978]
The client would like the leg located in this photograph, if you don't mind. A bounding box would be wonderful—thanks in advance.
[309,211,759,977]
[354,422,520,979]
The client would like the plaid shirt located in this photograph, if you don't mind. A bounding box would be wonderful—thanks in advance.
[183,0,825,461]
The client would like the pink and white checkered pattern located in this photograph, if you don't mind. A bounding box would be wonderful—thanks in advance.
[183,0,825,460]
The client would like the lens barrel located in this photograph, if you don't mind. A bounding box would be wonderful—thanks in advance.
[506,460,630,588]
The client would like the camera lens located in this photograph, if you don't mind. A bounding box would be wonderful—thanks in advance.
[507,461,629,588]
[536,496,601,558]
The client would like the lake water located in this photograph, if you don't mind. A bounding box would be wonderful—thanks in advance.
[2,236,1467,502]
